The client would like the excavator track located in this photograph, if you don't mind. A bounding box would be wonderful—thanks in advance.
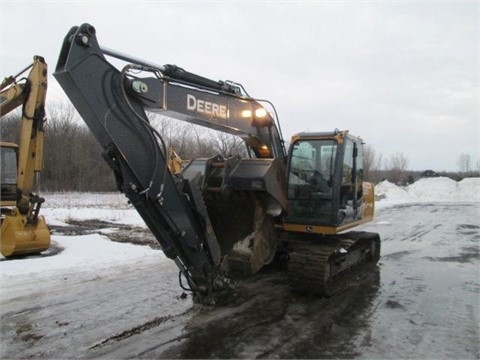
[286,231,380,296]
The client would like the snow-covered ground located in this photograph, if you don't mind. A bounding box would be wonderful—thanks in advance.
[0,177,479,359]
[1,192,156,276]
[40,192,145,228]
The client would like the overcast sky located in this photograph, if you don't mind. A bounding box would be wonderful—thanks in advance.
[1,1,478,171]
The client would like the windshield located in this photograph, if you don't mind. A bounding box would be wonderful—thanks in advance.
[1,147,18,185]
[287,139,337,224]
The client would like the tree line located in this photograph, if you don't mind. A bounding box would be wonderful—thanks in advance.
[1,103,477,192]
[363,145,479,185]
[0,103,247,192]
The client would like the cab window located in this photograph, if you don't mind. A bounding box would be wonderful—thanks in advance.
[1,147,17,185]
[287,139,337,223]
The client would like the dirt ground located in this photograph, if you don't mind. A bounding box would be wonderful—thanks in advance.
[1,202,479,359]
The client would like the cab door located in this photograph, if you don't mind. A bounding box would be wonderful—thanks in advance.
[339,138,363,224]
[286,138,337,226]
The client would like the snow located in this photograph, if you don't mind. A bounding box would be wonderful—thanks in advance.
[374,181,413,206]
[0,192,161,276]
[1,234,167,276]
[375,177,480,209]
[41,192,146,227]
[1,177,479,276]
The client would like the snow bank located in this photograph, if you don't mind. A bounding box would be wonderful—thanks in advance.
[1,234,165,276]
[457,178,480,202]
[375,181,413,206]
[376,177,480,209]
[407,177,459,201]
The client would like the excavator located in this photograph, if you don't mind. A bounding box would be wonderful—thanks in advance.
[54,23,380,303]
[0,56,50,257]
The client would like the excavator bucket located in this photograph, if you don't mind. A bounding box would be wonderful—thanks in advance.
[0,212,50,257]
[206,193,277,275]
[182,155,287,275]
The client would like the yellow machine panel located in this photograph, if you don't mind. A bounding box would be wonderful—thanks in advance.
[0,56,50,258]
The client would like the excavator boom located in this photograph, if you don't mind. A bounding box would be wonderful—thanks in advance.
[0,56,50,257]
[54,23,289,303]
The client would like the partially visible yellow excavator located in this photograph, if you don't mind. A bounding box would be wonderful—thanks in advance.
[167,148,185,174]
[0,56,50,257]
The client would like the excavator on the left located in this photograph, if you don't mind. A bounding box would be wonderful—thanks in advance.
[0,56,50,257]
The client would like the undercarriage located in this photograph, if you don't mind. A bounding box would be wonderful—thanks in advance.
[282,231,381,296]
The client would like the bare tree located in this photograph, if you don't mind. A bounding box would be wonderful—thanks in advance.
[149,113,249,160]
[457,153,471,173]
[42,102,115,191]
[0,110,22,143]
[385,152,409,184]
[188,125,216,158]
[149,114,209,159]
[363,144,376,182]
[210,131,247,158]
[375,153,384,172]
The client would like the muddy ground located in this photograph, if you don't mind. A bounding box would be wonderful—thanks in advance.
[1,202,479,359]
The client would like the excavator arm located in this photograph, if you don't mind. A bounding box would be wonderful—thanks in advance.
[54,24,289,303]
[1,56,47,205]
[0,56,50,257]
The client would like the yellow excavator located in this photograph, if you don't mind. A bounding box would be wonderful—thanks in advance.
[54,24,380,304]
[0,56,50,257]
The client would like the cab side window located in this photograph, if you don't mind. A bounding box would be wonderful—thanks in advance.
[343,141,354,185]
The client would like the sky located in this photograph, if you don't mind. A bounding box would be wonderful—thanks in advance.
[1,1,478,171]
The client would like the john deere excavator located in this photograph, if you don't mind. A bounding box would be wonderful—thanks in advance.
[0,56,50,257]
[54,24,380,303]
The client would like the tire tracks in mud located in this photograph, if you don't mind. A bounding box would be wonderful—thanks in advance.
[1,258,188,359]
[50,220,161,249]
[154,268,381,359]
[85,269,379,359]
[89,314,176,349]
